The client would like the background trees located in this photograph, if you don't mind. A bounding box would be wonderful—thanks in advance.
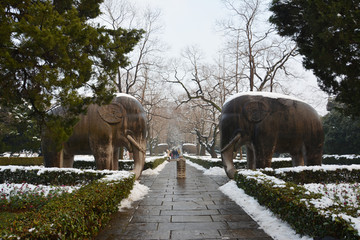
[269,0,360,116]
[0,0,142,149]
[322,109,360,155]
[218,0,298,93]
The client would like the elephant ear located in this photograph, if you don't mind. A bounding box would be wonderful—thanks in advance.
[243,100,270,123]
[98,102,125,124]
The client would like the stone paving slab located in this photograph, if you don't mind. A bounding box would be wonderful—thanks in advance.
[95,160,273,240]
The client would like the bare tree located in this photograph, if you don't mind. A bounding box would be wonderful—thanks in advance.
[168,46,226,157]
[218,0,298,92]
[101,0,165,95]
[100,0,173,156]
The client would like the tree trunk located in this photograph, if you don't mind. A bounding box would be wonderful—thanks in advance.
[199,145,206,156]
[209,149,217,158]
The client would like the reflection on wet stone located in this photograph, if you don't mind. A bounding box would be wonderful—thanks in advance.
[95,161,272,240]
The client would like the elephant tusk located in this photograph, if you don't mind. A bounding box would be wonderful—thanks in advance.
[221,133,242,153]
[127,135,146,153]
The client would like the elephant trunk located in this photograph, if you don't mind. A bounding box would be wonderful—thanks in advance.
[221,133,241,179]
[126,135,146,179]
[132,145,146,179]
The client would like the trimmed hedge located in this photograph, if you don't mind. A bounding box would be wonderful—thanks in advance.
[263,167,360,184]
[234,170,359,239]
[144,157,167,170]
[0,167,107,185]
[0,173,135,239]
[186,155,360,170]
[0,157,43,166]
[0,156,167,171]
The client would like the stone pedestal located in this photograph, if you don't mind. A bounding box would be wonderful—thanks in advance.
[177,158,186,178]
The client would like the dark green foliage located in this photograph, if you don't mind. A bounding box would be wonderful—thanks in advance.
[0,168,107,185]
[263,168,360,184]
[235,171,359,239]
[0,157,43,166]
[143,157,167,170]
[322,110,360,154]
[1,174,135,239]
[0,107,41,155]
[269,0,360,116]
[0,0,143,150]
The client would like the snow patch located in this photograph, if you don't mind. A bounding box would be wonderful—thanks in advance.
[114,92,138,101]
[224,91,305,106]
[118,181,149,211]
[142,161,168,175]
[220,181,312,240]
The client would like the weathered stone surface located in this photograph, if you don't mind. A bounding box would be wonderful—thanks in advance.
[95,161,273,240]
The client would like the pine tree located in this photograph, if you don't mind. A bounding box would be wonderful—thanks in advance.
[269,0,360,116]
[0,0,143,149]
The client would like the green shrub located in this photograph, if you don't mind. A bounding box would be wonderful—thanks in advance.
[0,174,135,239]
[144,157,167,170]
[263,167,360,184]
[0,167,107,185]
[0,157,43,166]
[235,170,359,239]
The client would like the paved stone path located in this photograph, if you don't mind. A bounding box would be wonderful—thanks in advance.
[95,160,272,240]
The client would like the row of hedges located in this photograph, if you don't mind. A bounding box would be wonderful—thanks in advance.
[144,156,167,170]
[185,155,360,170]
[0,167,109,185]
[0,157,43,166]
[234,170,359,239]
[263,166,360,184]
[0,155,167,239]
[1,172,135,239]
[185,156,292,169]
[0,156,168,171]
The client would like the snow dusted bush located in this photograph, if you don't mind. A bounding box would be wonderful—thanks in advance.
[235,167,360,239]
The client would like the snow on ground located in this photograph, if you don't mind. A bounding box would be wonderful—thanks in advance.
[186,160,312,240]
[141,160,168,175]
[118,181,149,211]
[220,181,311,240]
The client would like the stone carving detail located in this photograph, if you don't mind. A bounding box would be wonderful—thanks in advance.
[98,103,125,124]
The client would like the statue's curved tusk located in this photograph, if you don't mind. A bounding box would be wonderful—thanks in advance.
[221,133,241,153]
[127,135,146,153]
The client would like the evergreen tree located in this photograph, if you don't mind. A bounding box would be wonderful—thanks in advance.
[322,109,360,155]
[0,0,143,149]
[269,0,360,116]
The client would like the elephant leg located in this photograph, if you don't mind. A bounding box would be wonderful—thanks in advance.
[221,147,237,179]
[254,144,273,169]
[291,144,306,166]
[132,148,145,179]
[304,142,323,166]
[246,146,256,169]
[90,138,113,170]
[111,147,119,170]
[42,140,63,167]
[62,151,74,168]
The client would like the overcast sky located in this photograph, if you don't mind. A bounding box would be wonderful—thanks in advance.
[116,0,329,115]
[133,0,226,58]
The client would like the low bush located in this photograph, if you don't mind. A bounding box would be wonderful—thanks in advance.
[263,166,360,184]
[234,170,359,239]
[144,157,167,170]
[0,172,135,239]
[0,157,43,166]
[0,167,107,186]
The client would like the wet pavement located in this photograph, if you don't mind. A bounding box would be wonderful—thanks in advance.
[95,160,272,240]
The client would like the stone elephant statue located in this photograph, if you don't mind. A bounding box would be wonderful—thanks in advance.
[41,94,147,179]
[220,92,324,179]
